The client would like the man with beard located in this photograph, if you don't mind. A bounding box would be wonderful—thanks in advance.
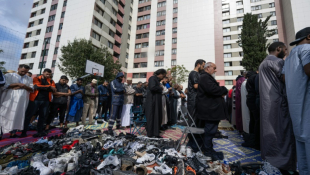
[259,42,296,172]
[160,77,170,127]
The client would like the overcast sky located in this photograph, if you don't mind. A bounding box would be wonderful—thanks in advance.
[0,0,33,71]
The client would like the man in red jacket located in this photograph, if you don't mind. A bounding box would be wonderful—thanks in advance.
[21,68,56,138]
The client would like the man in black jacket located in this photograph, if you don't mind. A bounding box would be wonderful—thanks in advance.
[196,62,228,159]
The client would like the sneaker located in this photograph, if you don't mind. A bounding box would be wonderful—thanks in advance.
[67,157,77,172]
[175,159,185,175]
[179,145,186,156]
[195,152,211,164]
[54,158,67,173]
[48,158,56,171]
[32,162,53,175]
[94,120,98,125]
[164,148,184,158]
[136,153,156,166]
[36,137,48,144]
[97,156,120,170]
[154,163,172,174]
[185,166,196,175]
[186,147,194,158]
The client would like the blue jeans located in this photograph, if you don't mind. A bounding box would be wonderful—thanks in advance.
[23,100,50,133]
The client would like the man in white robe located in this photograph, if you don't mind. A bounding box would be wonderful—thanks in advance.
[121,78,135,127]
[0,65,33,139]
[241,80,250,133]
[160,78,169,125]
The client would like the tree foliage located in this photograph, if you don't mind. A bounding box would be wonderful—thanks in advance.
[0,49,6,73]
[58,39,122,84]
[167,65,189,85]
[237,13,276,71]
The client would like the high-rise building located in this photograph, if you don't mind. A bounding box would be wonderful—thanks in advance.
[19,0,132,81]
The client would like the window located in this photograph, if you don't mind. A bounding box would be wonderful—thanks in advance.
[171,60,176,66]
[54,47,58,55]
[129,16,132,21]
[156,30,165,36]
[157,11,166,17]
[224,62,232,67]
[271,20,277,25]
[134,63,139,68]
[112,8,117,16]
[172,48,177,55]
[251,5,262,11]
[137,24,150,30]
[225,71,233,76]
[92,31,101,41]
[173,8,178,13]
[224,53,232,58]
[223,20,230,24]
[31,52,36,58]
[41,49,49,56]
[269,2,275,8]
[29,63,34,69]
[172,28,177,33]
[39,19,43,24]
[24,43,29,48]
[52,60,56,67]
[29,22,34,28]
[257,13,262,18]
[173,18,178,23]
[96,5,104,16]
[274,29,278,34]
[134,53,141,58]
[129,25,131,30]
[59,23,63,30]
[110,19,116,26]
[138,0,151,4]
[223,28,230,32]
[43,0,47,4]
[157,1,166,8]
[223,36,231,41]
[113,0,118,5]
[251,0,261,2]
[48,15,55,22]
[50,4,58,11]
[172,38,177,44]
[141,62,147,68]
[270,11,276,16]
[239,52,244,57]
[135,44,141,49]
[137,14,150,21]
[224,44,231,49]
[156,20,165,26]
[108,41,113,49]
[238,25,243,30]
[94,18,103,28]
[33,2,38,8]
[109,30,115,37]
[225,80,233,85]
[56,35,61,42]
[222,4,229,10]
[155,50,164,56]
[31,12,36,17]
[142,42,148,48]
[154,61,164,67]
[138,5,151,12]
[63,0,67,7]
[44,37,51,44]
[237,17,243,22]
[237,9,244,14]
[236,1,243,5]
[173,0,178,4]
[26,32,32,38]
[156,40,165,46]
[136,33,149,39]
[223,12,229,16]
[100,0,105,4]
[38,61,47,69]
[41,9,46,14]
[61,11,65,18]
[34,40,39,46]
[273,39,279,42]
[46,26,53,33]
[21,54,27,59]
[133,73,147,78]
[36,29,41,35]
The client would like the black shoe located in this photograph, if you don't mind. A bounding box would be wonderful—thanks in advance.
[108,129,114,136]
[20,132,28,138]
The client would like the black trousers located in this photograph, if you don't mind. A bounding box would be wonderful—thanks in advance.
[203,120,220,155]
[254,107,260,148]
[249,110,255,134]
[96,100,108,119]
[23,100,50,133]
[46,103,67,125]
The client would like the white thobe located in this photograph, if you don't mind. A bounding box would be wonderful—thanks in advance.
[241,80,250,133]
[161,83,169,125]
[121,84,135,127]
[0,73,33,134]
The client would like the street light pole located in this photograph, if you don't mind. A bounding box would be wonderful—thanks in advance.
[39,41,48,75]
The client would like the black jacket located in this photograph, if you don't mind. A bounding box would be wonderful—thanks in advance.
[196,72,228,121]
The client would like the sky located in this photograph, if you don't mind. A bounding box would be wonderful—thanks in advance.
[0,0,33,71]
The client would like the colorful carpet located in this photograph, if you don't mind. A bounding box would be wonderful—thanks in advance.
[0,120,262,164]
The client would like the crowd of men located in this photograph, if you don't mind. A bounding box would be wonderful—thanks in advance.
[0,27,309,174]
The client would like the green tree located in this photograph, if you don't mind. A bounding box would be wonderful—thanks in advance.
[237,13,276,71]
[0,49,6,73]
[58,39,122,84]
[167,65,189,84]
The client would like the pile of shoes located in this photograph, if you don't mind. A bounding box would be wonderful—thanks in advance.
[0,125,234,175]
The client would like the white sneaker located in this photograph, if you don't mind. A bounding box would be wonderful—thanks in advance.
[54,158,67,173]
[94,120,98,125]
[33,162,53,175]
[7,166,18,175]
[97,156,120,170]
[136,153,156,166]
[154,163,172,174]
[48,158,57,171]
[186,147,194,158]
[67,157,78,172]
[164,148,184,158]
[179,145,186,155]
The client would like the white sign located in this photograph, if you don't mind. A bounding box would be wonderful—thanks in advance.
[85,60,104,77]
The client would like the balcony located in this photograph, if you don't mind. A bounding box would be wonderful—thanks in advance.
[118,4,124,15]
[117,14,123,23]
[113,56,119,62]
[120,0,125,6]
[113,45,121,54]
[114,35,122,44]
[116,24,123,33]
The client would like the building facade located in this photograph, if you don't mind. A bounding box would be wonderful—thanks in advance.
[19,0,132,81]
